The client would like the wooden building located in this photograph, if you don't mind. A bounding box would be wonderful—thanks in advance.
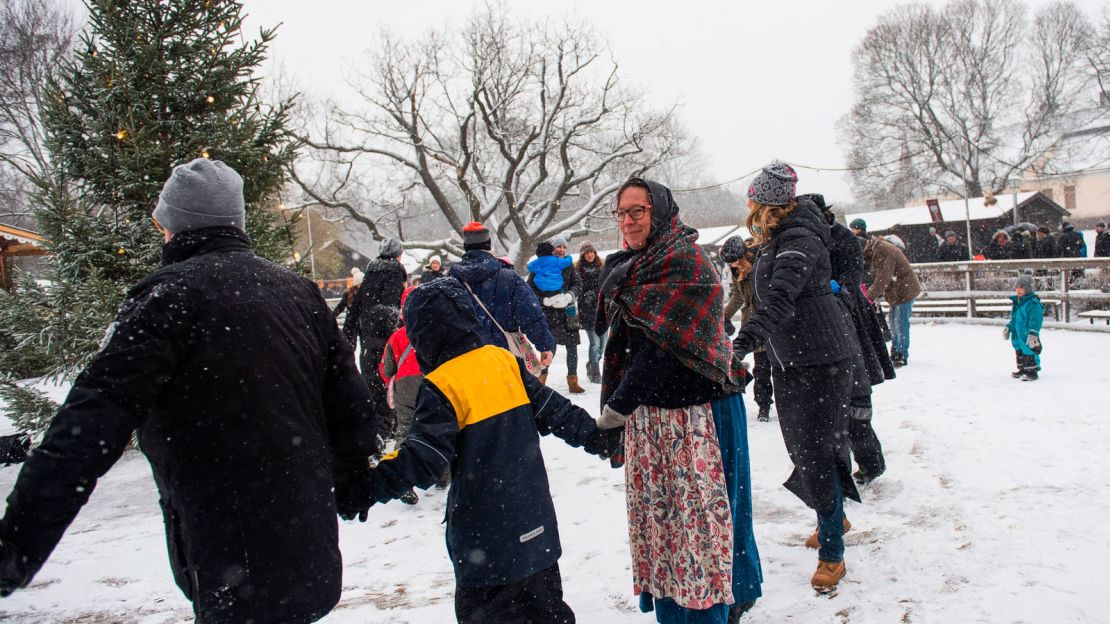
[0,223,47,291]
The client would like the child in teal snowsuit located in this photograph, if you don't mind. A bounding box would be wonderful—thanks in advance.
[1004,272,1043,381]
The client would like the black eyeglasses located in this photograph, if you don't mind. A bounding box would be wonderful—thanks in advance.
[611,205,649,221]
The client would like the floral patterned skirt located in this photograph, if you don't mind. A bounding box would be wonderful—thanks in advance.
[624,402,735,610]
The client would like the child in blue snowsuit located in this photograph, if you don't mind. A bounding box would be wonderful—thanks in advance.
[1004,272,1043,381]
[527,242,573,294]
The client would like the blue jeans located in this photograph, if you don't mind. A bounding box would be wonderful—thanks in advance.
[889,300,914,359]
[554,344,578,376]
[585,328,606,366]
[815,481,845,563]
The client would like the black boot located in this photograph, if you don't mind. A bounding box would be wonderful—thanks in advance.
[891,352,906,368]
[400,489,419,505]
[757,406,770,422]
[586,361,601,384]
[728,600,756,623]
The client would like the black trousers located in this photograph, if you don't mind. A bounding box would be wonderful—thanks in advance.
[848,404,885,477]
[455,563,575,624]
[752,350,774,409]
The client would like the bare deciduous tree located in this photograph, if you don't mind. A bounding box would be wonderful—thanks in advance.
[293,7,690,266]
[0,0,75,224]
[840,0,1097,208]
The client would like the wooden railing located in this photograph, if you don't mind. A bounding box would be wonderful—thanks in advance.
[908,257,1110,322]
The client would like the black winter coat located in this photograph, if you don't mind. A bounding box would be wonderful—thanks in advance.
[938,240,970,262]
[1096,231,1110,258]
[0,228,378,623]
[733,197,860,368]
[575,257,604,331]
[827,224,895,388]
[1058,228,1086,258]
[529,263,581,346]
[344,257,405,414]
[1031,236,1057,259]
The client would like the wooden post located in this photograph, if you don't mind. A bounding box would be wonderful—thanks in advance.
[965,265,975,318]
[1060,267,1070,323]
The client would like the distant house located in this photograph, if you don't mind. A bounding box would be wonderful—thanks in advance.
[0,223,47,291]
[1001,122,1110,223]
[845,192,1069,262]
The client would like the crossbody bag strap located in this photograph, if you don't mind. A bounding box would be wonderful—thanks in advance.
[463,281,511,335]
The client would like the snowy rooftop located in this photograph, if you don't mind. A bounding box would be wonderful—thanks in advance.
[845,192,1039,232]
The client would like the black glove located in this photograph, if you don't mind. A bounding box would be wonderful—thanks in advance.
[335,470,374,523]
[723,319,737,337]
[732,332,756,358]
[0,538,35,598]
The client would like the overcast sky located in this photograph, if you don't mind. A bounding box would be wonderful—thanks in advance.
[238,0,1105,208]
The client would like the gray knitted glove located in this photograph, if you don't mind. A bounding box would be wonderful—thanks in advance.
[598,404,631,430]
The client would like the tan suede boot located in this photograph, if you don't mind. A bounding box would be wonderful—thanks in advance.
[804,517,851,549]
[567,375,585,394]
[811,560,846,592]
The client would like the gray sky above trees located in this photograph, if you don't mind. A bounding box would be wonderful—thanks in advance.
[240,0,1106,209]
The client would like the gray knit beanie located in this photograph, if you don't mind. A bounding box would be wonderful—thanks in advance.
[379,237,403,259]
[153,158,245,234]
[1014,271,1035,294]
[747,161,798,207]
[548,235,568,248]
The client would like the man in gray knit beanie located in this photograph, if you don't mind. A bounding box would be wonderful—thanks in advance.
[152,158,245,235]
[747,161,798,207]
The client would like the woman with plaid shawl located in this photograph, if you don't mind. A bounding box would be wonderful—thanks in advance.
[595,178,762,624]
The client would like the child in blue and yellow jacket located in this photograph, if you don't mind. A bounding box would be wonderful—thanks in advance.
[338,277,621,622]
[1004,271,1043,381]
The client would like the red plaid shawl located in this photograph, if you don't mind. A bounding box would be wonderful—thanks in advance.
[603,216,737,395]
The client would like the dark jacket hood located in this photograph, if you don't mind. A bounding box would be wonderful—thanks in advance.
[403,277,486,371]
[450,250,508,284]
[776,195,830,245]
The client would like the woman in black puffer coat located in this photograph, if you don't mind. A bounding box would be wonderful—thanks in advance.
[732,163,861,593]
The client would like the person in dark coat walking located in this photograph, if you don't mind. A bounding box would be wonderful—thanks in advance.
[448,222,555,369]
[0,159,379,623]
[938,231,970,261]
[863,234,922,368]
[529,235,584,393]
[1095,223,1109,257]
[803,194,893,487]
[338,277,621,624]
[733,163,862,593]
[344,239,407,437]
[332,267,364,320]
[421,255,447,283]
[575,241,606,384]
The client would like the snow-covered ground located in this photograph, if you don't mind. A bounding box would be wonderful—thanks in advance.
[1,323,1109,623]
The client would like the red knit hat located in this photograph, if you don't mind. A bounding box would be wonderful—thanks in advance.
[462,221,491,249]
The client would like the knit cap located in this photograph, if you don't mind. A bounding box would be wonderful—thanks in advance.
[747,161,798,207]
[579,240,597,255]
[548,235,568,249]
[944,230,957,238]
[462,221,492,250]
[849,218,867,232]
[379,237,403,259]
[1014,270,1035,294]
[719,236,747,263]
[153,158,245,233]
